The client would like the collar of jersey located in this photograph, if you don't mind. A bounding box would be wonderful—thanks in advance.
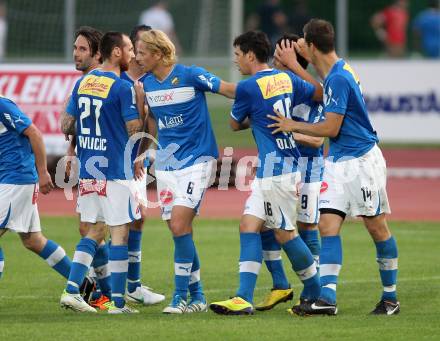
[256,68,273,73]
[154,65,176,84]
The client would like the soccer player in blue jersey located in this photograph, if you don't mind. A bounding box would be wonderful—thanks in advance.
[135,29,236,314]
[0,96,75,286]
[60,31,143,314]
[209,31,322,316]
[64,26,113,310]
[255,33,325,312]
[269,19,399,316]
[120,24,165,306]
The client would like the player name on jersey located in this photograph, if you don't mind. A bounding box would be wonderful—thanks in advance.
[78,136,107,151]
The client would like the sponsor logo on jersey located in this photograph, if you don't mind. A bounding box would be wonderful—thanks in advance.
[257,73,292,99]
[146,87,195,107]
[78,75,115,99]
[157,114,184,130]
[171,77,179,85]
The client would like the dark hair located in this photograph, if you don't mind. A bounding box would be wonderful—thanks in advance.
[303,19,335,54]
[129,25,152,44]
[100,31,125,61]
[75,26,103,58]
[233,31,271,63]
[275,33,308,69]
[428,0,439,9]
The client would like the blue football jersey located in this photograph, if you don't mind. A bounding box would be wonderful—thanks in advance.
[291,100,325,183]
[0,97,38,184]
[121,71,150,168]
[143,64,220,171]
[324,59,378,160]
[231,69,315,178]
[66,69,139,180]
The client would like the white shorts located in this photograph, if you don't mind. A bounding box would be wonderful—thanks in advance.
[320,145,391,217]
[133,170,148,210]
[155,161,215,220]
[244,172,300,231]
[0,184,41,233]
[77,179,141,226]
[297,181,322,224]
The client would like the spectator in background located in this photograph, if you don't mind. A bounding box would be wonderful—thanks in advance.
[413,0,440,58]
[0,1,7,61]
[247,0,288,50]
[139,0,182,53]
[371,0,409,58]
[289,0,313,36]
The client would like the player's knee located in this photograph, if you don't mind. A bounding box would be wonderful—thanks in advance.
[274,229,297,245]
[131,218,144,232]
[78,222,89,237]
[20,232,46,253]
[169,220,191,236]
[363,214,390,241]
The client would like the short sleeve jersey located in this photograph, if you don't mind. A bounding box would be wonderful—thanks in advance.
[231,69,315,178]
[66,69,139,180]
[142,64,221,171]
[324,60,378,161]
[0,97,38,184]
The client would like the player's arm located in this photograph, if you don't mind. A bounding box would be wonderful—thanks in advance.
[134,80,147,120]
[274,39,323,102]
[229,82,251,132]
[268,111,343,138]
[217,81,236,99]
[22,124,54,194]
[134,115,156,180]
[229,117,250,131]
[60,95,77,135]
[269,75,349,138]
[293,133,324,148]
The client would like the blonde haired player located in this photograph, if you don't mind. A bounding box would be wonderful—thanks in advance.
[135,29,235,314]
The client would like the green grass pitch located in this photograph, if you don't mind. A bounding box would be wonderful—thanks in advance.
[0,217,439,340]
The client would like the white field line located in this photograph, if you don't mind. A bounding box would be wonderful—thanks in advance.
[1,275,439,300]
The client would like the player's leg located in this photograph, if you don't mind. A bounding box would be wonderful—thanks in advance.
[255,227,293,311]
[106,223,139,313]
[162,205,196,314]
[19,231,72,279]
[363,214,399,315]
[210,214,264,315]
[297,181,323,267]
[61,222,106,313]
[126,215,165,306]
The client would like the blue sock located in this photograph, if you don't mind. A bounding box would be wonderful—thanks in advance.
[39,240,72,279]
[173,234,194,300]
[261,230,289,290]
[299,229,320,267]
[189,241,204,300]
[127,229,143,293]
[0,247,4,280]
[319,236,342,304]
[66,238,97,294]
[375,236,398,302]
[236,232,262,304]
[109,245,129,308]
[282,236,320,300]
[91,243,111,298]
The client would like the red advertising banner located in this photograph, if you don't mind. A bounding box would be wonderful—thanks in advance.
[0,64,81,154]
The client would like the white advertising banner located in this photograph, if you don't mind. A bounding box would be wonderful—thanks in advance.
[0,61,439,156]
[351,60,440,142]
[0,64,81,155]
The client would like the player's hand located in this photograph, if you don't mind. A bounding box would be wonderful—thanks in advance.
[39,170,55,194]
[134,160,145,181]
[294,38,312,64]
[267,109,297,134]
[274,39,297,70]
